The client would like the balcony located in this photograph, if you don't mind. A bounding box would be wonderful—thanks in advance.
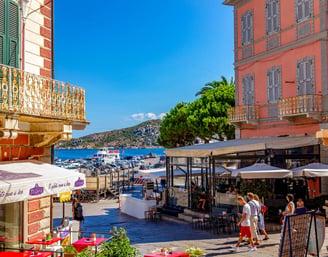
[0,64,86,123]
[0,64,88,145]
[228,105,259,127]
[278,94,322,122]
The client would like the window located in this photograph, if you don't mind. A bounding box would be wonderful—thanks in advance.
[242,74,254,105]
[0,202,22,248]
[266,66,281,104]
[241,10,253,46]
[295,0,312,23]
[266,0,280,35]
[0,0,19,67]
[296,56,314,95]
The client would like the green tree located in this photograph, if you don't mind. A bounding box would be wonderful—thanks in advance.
[157,102,195,148]
[187,83,235,143]
[195,76,235,97]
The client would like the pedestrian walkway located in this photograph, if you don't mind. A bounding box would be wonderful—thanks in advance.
[53,199,328,257]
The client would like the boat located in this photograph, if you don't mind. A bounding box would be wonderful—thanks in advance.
[92,148,120,164]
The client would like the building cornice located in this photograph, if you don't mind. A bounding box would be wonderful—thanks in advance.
[223,0,243,6]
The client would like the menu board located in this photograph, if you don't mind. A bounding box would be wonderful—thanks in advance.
[279,212,322,257]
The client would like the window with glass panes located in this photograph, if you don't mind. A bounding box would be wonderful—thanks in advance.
[241,10,253,46]
[242,74,255,105]
[266,0,280,35]
[267,66,281,104]
[0,0,19,67]
[296,56,314,95]
[295,0,312,23]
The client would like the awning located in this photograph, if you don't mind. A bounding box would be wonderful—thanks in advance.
[0,160,86,204]
[165,135,318,158]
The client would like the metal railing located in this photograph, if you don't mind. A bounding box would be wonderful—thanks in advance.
[0,64,86,122]
[227,105,259,123]
[278,94,322,117]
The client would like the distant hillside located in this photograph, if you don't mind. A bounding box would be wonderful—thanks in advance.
[55,120,162,149]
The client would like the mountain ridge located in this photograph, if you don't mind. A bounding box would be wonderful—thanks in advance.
[55,120,162,149]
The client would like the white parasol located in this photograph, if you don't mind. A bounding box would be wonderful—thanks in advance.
[231,163,292,179]
[291,163,328,177]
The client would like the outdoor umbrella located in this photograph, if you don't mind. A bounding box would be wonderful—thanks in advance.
[291,163,328,177]
[231,163,292,179]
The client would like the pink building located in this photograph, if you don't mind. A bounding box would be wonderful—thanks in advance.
[223,0,328,196]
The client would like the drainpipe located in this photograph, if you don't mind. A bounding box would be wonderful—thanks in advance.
[50,0,55,165]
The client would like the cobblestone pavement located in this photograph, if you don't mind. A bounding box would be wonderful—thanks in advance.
[53,199,328,257]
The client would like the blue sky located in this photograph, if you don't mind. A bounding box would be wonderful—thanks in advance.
[54,0,234,138]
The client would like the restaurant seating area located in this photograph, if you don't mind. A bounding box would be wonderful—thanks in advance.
[191,207,238,234]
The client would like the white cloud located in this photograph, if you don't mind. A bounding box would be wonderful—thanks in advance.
[130,112,166,121]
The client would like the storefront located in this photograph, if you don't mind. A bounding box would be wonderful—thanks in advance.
[0,160,86,249]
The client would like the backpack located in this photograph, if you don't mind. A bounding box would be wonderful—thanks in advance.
[75,204,84,221]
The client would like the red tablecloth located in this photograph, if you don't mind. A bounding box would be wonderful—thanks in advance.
[144,252,189,257]
[72,237,107,252]
[0,251,53,257]
[25,237,62,245]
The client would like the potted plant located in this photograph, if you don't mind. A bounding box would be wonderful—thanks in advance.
[185,246,205,257]
[98,226,140,257]
[63,245,78,257]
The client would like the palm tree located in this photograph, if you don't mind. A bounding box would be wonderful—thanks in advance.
[195,76,235,96]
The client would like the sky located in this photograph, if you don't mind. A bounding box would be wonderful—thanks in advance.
[54,0,234,138]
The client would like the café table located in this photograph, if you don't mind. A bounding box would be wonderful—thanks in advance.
[144,252,189,257]
[0,251,53,257]
[72,237,107,253]
[25,237,62,250]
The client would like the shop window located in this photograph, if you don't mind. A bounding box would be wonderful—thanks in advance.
[0,202,22,249]
[241,10,253,46]
[242,73,255,105]
[0,0,19,67]
[266,66,281,104]
[295,0,312,23]
[266,0,280,35]
[296,56,315,95]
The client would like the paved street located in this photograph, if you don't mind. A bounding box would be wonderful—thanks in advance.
[53,199,328,256]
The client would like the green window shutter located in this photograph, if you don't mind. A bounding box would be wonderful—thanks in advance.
[0,0,5,64]
[0,0,19,67]
[8,0,18,67]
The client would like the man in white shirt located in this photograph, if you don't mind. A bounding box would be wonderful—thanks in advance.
[231,196,257,252]
[247,192,261,245]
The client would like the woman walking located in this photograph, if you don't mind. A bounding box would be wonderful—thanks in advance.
[253,194,269,240]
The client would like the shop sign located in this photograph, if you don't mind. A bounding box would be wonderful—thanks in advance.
[74,177,84,187]
[29,184,44,196]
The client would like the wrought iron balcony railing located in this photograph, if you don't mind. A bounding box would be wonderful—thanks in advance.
[278,94,322,121]
[228,105,259,126]
[0,64,86,122]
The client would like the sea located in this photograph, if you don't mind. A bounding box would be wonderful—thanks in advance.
[54,148,166,161]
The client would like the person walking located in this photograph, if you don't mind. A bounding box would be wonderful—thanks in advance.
[231,196,257,252]
[72,197,84,234]
[247,192,260,245]
[253,194,269,240]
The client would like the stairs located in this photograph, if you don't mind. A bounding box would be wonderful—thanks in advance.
[108,186,119,199]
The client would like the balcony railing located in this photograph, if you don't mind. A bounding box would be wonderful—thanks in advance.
[278,94,322,121]
[0,64,86,122]
[228,105,259,126]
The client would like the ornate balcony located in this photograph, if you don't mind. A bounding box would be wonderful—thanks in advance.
[278,94,322,121]
[228,105,259,127]
[0,64,88,145]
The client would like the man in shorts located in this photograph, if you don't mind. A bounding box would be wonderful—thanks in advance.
[231,196,257,252]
